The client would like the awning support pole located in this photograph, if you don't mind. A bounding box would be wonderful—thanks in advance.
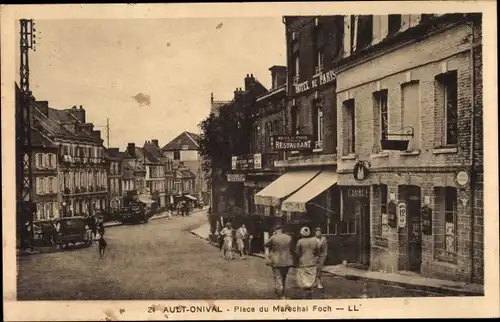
[308,202,337,214]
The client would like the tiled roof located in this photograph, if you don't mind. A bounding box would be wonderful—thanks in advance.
[162,131,200,151]
[143,142,166,164]
[31,128,58,148]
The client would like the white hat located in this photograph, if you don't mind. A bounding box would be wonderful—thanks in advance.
[300,226,311,237]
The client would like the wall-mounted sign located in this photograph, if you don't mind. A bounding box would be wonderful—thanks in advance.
[227,173,246,182]
[293,70,337,95]
[347,187,369,198]
[254,153,262,170]
[455,170,470,188]
[353,162,369,182]
[231,154,262,171]
[272,135,313,151]
[397,202,407,228]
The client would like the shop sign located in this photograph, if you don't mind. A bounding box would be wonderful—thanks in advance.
[353,162,369,182]
[455,170,470,188]
[293,69,337,95]
[227,173,246,182]
[254,153,262,170]
[347,187,369,198]
[397,202,407,228]
[231,154,257,171]
[272,135,313,151]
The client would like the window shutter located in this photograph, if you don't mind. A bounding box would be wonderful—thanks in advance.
[36,177,41,194]
[52,177,58,193]
[53,203,59,219]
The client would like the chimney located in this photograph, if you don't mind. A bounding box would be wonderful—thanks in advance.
[91,130,101,139]
[269,65,287,89]
[68,105,86,123]
[127,143,136,156]
[210,92,214,103]
[152,139,159,147]
[244,74,253,91]
[36,101,49,116]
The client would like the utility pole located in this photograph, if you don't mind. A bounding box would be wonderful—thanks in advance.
[17,19,36,248]
[106,118,110,148]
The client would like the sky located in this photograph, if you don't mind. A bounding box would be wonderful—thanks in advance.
[16,18,286,149]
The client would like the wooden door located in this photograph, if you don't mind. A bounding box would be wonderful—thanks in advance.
[407,187,422,273]
[355,198,371,266]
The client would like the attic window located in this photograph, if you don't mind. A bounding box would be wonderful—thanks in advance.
[182,145,189,150]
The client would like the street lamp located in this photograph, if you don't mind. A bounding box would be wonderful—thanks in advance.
[61,201,67,218]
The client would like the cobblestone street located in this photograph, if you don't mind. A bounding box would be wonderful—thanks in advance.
[17,210,443,300]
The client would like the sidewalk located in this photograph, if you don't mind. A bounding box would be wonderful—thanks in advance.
[104,206,209,228]
[189,225,484,296]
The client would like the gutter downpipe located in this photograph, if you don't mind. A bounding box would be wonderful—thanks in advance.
[465,15,475,284]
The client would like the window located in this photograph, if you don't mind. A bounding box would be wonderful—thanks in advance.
[373,89,389,151]
[173,151,180,160]
[401,81,421,151]
[343,99,356,155]
[293,54,300,81]
[291,106,299,135]
[314,105,323,149]
[436,71,458,146]
[313,22,323,74]
[375,184,388,239]
[48,177,54,193]
[435,187,458,262]
[388,14,402,35]
[36,153,43,168]
[356,15,373,51]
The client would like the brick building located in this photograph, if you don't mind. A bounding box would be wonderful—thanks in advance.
[32,102,108,218]
[335,14,483,283]
[254,16,344,264]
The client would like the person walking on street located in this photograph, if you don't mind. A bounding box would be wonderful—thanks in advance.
[235,224,248,259]
[97,216,105,236]
[220,222,234,259]
[314,227,328,290]
[264,225,294,299]
[295,226,321,299]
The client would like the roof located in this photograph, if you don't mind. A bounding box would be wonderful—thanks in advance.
[105,147,122,159]
[176,168,195,178]
[31,128,58,148]
[143,141,167,164]
[162,131,200,151]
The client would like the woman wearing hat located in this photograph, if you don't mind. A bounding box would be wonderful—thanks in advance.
[295,226,321,299]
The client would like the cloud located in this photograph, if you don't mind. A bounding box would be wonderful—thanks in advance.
[132,93,151,106]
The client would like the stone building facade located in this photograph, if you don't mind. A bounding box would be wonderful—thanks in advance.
[335,14,483,283]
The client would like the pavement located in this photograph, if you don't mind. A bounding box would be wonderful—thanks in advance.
[16,209,441,300]
[190,222,484,297]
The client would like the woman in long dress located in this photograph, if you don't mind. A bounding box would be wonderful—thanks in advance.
[295,226,320,299]
[235,224,248,259]
[220,222,234,260]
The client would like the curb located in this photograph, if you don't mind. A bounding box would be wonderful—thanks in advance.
[189,229,483,297]
[319,271,483,296]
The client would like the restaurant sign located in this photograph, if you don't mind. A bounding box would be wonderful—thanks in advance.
[293,69,337,95]
[272,135,313,151]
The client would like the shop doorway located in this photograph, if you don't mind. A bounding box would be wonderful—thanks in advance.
[354,198,371,267]
[400,185,422,273]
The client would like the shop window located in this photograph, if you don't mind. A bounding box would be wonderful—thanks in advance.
[388,14,402,36]
[435,71,458,146]
[435,187,458,262]
[343,99,356,155]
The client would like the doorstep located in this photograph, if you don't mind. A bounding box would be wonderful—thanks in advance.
[321,264,484,296]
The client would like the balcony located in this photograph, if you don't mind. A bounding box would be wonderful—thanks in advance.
[62,185,107,196]
[275,153,337,168]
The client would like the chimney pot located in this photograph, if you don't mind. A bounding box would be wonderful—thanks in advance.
[251,74,254,78]
[246,74,249,77]
[210,92,214,103]
[79,105,83,110]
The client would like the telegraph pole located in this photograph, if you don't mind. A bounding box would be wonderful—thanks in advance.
[106,118,110,148]
[18,19,36,249]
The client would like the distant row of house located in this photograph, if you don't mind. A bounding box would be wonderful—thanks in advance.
[17,83,208,221]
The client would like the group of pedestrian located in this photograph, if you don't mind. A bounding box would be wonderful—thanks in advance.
[216,222,250,260]
[264,224,328,299]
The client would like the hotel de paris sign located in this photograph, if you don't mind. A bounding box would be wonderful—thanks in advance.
[293,69,337,95]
